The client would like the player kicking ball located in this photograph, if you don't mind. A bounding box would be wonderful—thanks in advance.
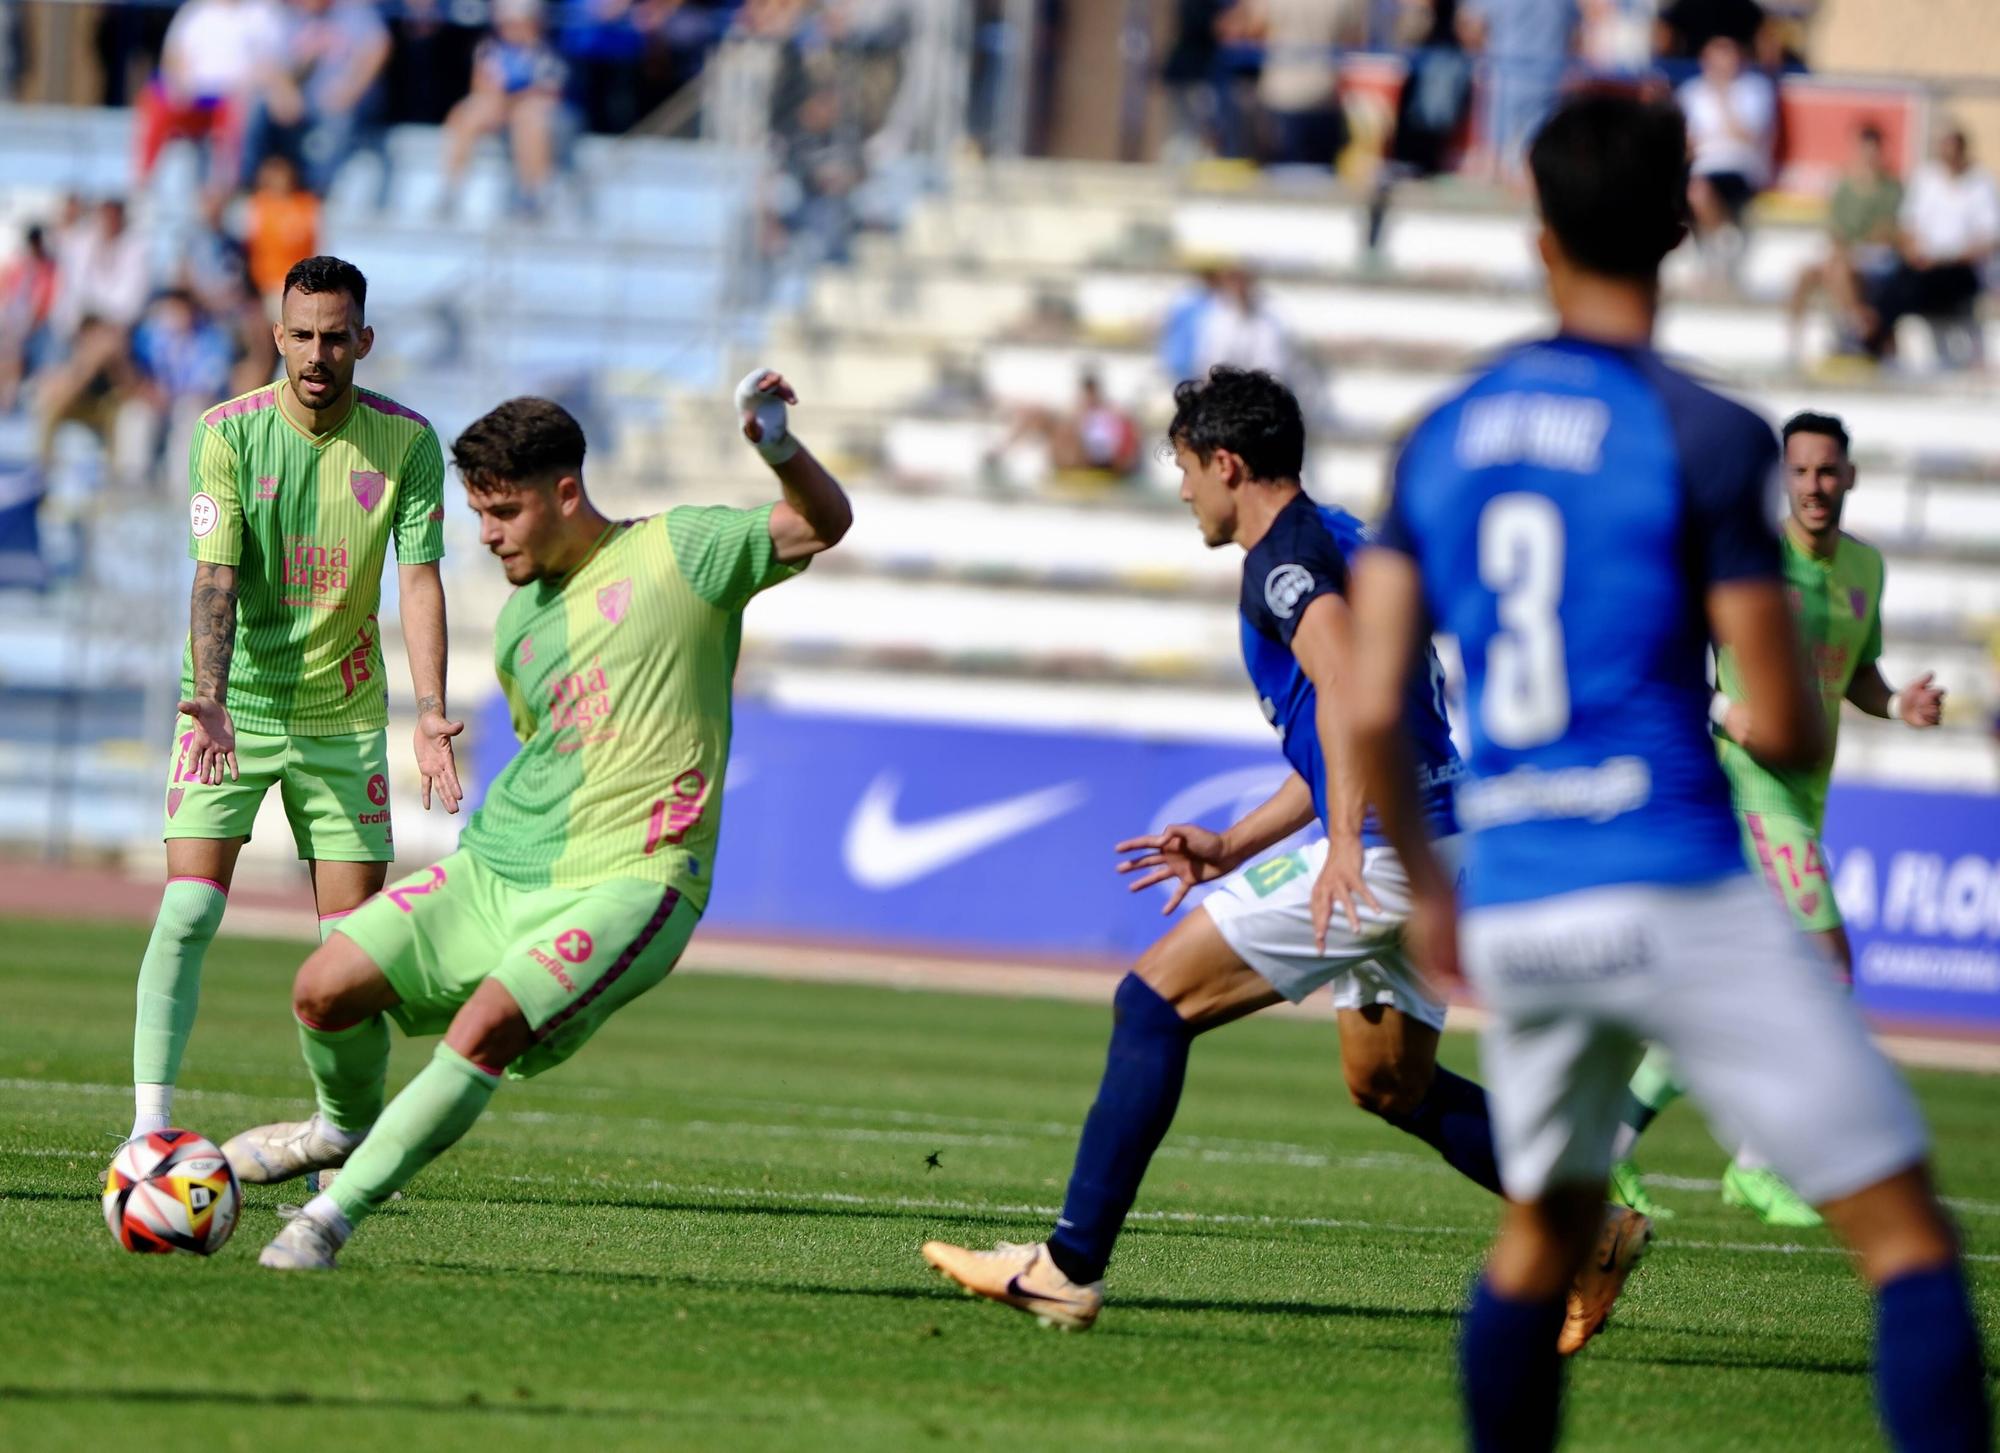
[1345,92,1985,1450]
[1609,410,1946,1228]
[133,255,460,1144]
[220,372,850,1268]
[922,368,1648,1354]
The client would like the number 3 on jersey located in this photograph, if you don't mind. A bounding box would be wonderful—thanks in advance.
[1478,493,1569,748]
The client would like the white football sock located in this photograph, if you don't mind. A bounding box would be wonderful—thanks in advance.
[131,1083,173,1139]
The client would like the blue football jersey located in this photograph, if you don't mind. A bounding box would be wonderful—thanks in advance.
[1240,491,1461,844]
[1376,335,1783,908]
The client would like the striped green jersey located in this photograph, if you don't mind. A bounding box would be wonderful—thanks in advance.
[1716,529,1884,828]
[459,505,804,906]
[183,383,445,734]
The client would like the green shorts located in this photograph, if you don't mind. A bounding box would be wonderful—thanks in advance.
[1739,809,1843,934]
[163,723,393,862]
[338,850,699,1079]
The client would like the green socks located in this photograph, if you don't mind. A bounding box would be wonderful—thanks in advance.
[326,1044,500,1226]
[132,877,229,1132]
[1629,1046,1685,1116]
[298,1013,391,1134]
[317,911,352,944]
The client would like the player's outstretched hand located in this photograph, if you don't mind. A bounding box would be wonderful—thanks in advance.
[1116,823,1235,914]
[414,708,465,813]
[1310,833,1382,951]
[1899,671,1946,728]
[175,696,238,785]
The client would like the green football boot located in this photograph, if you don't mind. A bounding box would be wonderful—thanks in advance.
[1721,1164,1824,1229]
[1608,1159,1674,1221]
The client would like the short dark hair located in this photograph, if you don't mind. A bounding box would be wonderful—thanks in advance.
[283,255,368,319]
[1858,122,1884,146]
[1781,410,1850,456]
[1166,366,1305,482]
[452,396,587,492]
[1528,92,1690,282]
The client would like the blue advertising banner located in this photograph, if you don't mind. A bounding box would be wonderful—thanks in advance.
[1825,783,2000,1027]
[474,696,2000,1025]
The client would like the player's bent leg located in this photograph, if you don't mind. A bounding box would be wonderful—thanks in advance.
[1608,1045,1683,1220]
[263,979,523,1272]
[925,911,1271,1321]
[1336,1001,1503,1195]
[1819,1165,1990,1451]
[309,857,390,945]
[224,936,401,1187]
[131,836,244,1138]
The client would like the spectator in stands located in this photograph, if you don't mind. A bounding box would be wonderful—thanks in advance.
[1459,0,1577,182]
[990,372,1142,487]
[245,155,322,309]
[1194,267,1296,380]
[439,0,571,217]
[1788,122,1902,364]
[0,226,59,414]
[385,0,481,127]
[763,83,864,266]
[1578,0,1654,73]
[1864,126,1999,367]
[564,0,726,135]
[1232,0,1364,170]
[129,288,233,481]
[35,316,139,481]
[1160,0,1238,163]
[1679,36,1775,288]
[241,0,393,198]
[51,199,152,344]
[1159,266,1223,383]
[134,0,286,195]
[1365,0,1474,256]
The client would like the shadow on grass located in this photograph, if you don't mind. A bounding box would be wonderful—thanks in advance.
[0,1383,661,1421]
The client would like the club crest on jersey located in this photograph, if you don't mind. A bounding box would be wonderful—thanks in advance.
[518,635,534,666]
[350,471,385,510]
[598,578,633,624]
[1264,564,1314,620]
[1848,588,1867,619]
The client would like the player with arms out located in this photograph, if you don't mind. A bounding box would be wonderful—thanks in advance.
[1611,409,1947,1228]
[922,366,1646,1353]
[1345,92,1986,1450]
[131,255,461,1143]
[219,372,850,1268]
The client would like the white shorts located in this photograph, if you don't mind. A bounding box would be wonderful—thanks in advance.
[1201,836,1454,1031]
[1462,874,1927,1204]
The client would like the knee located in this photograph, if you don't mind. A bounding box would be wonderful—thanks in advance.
[1345,1059,1431,1120]
[291,947,354,1027]
[1131,946,1201,1027]
[444,984,533,1071]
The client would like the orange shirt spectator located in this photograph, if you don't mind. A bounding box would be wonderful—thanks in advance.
[245,156,321,304]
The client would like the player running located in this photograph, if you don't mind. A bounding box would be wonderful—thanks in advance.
[131,255,461,1143]
[219,371,850,1269]
[1610,409,1947,1229]
[1345,92,1986,1451]
[921,366,1647,1353]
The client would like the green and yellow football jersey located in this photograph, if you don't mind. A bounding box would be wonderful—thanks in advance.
[1716,529,1884,829]
[458,505,805,909]
[183,383,445,735]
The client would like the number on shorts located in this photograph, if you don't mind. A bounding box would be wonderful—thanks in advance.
[1478,493,1569,748]
[385,863,446,912]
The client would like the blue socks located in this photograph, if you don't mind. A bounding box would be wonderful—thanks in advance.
[1462,1277,1566,1452]
[1876,1263,1990,1451]
[1381,1065,1504,1195]
[1046,974,1193,1285]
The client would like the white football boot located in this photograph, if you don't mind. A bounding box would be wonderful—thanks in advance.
[920,1240,1104,1330]
[259,1208,348,1270]
[222,1112,358,1185]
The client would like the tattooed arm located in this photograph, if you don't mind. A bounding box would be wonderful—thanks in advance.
[178,561,240,784]
[399,560,463,812]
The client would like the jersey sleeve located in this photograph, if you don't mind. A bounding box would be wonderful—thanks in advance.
[1251,513,1349,648]
[1684,419,1782,586]
[186,420,243,565]
[664,503,806,611]
[1859,550,1885,667]
[394,427,446,564]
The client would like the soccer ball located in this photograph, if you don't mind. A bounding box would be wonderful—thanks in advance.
[102,1129,241,1256]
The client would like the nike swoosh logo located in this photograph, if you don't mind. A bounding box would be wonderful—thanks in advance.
[842,771,1088,890]
[1006,1272,1069,1305]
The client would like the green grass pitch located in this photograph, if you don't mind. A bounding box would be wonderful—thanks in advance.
[2,916,1995,1450]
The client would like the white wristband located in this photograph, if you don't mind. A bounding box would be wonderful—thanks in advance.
[735,368,799,465]
[1708,693,1733,729]
[1887,689,1904,721]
